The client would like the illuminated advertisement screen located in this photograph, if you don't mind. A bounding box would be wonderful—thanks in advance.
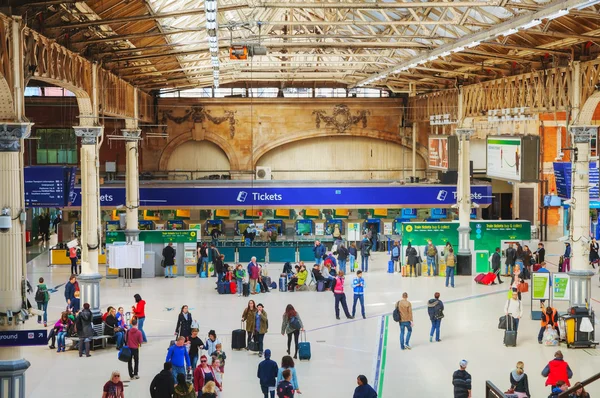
[486,137,522,181]
[428,136,449,170]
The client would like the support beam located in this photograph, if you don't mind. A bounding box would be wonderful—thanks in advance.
[456,128,474,275]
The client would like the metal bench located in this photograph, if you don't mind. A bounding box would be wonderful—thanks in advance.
[68,323,111,350]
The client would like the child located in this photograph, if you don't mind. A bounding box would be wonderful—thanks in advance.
[205,330,220,364]
[235,264,247,297]
[71,290,81,313]
[211,358,223,396]
[189,328,205,370]
[210,343,226,373]
[277,369,294,398]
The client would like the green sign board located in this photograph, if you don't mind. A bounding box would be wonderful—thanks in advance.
[401,222,459,247]
[552,273,570,301]
[105,230,197,244]
[532,273,550,300]
[471,221,531,255]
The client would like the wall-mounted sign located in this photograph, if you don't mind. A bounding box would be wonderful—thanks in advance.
[24,166,73,207]
[0,330,48,347]
[347,222,361,241]
[486,136,539,182]
[401,208,418,219]
[553,162,598,199]
[430,208,447,219]
[428,136,449,170]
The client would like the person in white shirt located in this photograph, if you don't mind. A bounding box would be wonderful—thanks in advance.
[504,291,523,331]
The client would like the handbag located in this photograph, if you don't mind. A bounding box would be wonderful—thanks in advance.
[518,281,529,293]
[118,346,132,362]
[498,315,507,330]
[435,309,444,320]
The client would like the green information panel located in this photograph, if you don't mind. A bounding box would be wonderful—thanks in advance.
[401,222,459,246]
[552,273,570,301]
[106,230,197,244]
[471,221,531,254]
[532,273,550,300]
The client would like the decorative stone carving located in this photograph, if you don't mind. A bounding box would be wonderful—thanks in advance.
[161,106,237,138]
[312,104,369,134]
[121,129,142,140]
[0,123,32,152]
[455,128,475,140]
[74,126,103,145]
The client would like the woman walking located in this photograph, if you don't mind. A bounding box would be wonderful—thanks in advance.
[509,361,531,398]
[254,303,269,357]
[276,356,301,395]
[193,355,221,395]
[281,304,304,359]
[333,270,353,320]
[132,294,147,343]
[175,305,193,341]
[242,300,258,348]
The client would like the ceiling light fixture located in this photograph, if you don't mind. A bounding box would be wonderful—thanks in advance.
[519,19,542,30]
[575,0,600,10]
[545,9,569,20]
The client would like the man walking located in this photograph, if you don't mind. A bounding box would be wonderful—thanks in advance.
[396,292,413,350]
[505,244,516,276]
[150,362,175,398]
[491,247,503,284]
[127,317,144,380]
[165,336,191,384]
[162,242,176,278]
[64,275,77,306]
[424,240,438,276]
[313,240,326,265]
[257,349,278,398]
[359,235,371,272]
[452,360,472,398]
[351,270,366,319]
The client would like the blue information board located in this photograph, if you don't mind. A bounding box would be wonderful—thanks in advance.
[0,329,47,347]
[553,162,598,199]
[430,208,448,219]
[401,208,418,219]
[25,166,72,207]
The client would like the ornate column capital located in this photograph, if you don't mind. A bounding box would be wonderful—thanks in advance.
[0,123,32,152]
[455,128,475,140]
[121,129,142,141]
[569,125,598,143]
[74,126,104,145]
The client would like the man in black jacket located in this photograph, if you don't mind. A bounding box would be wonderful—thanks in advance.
[505,244,516,276]
[452,360,472,398]
[150,362,174,398]
[491,248,503,284]
[162,243,176,278]
[534,243,545,264]
[210,244,221,277]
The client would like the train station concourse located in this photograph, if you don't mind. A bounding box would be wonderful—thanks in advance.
[1,0,600,397]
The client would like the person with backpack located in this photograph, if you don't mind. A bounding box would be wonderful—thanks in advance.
[76,302,94,357]
[281,304,304,359]
[445,248,457,287]
[405,242,418,277]
[333,270,354,320]
[424,240,438,276]
[359,235,371,272]
[336,243,349,274]
[175,305,193,341]
[162,242,176,278]
[427,292,444,342]
[257,348,279,398]
[35,277,50,327]
[491,247,503,285]
[352,270,366,319]
[394,292,413,350]
[391,241,400,272]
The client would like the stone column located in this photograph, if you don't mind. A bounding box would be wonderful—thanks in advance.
[74,126,103,317]
[568,125,598,308]
[0,122,32,398]
[122,129,141,243]
[456,128,474,275]
[412,123,417,179]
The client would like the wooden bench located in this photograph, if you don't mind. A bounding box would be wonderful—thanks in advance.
[68,324,111,350]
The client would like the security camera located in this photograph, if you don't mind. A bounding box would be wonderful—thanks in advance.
[6,310,13,324]
[20,309,29,322]
[0,208,11,233]
[581,236,590,244]
[564,199,575,206]
[558,235,570,242]
[471,202,480,209]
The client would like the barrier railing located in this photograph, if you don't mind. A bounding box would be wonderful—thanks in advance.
[559,372,600,397]
[485,380,506,398]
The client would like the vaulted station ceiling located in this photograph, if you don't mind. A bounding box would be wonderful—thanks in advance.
[10,0,600,93]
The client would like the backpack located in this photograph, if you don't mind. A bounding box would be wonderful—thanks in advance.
[392,246,399,258]
[289,316,301,331]
[447,255,455,266]
[427,245,437,257]
[392,302,401,323]
[35,286,46,303]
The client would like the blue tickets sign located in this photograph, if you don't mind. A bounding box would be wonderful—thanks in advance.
[67,185,492,208]
[0,329,47,347]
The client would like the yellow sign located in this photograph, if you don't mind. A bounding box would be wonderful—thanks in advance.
[176,209,191,218]
[405,225,413,232]
[215,209,230,218]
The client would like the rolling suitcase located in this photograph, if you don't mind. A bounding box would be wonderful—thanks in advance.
[387,260,394,273]
[279,277,287,292]
[474,273,486,284]
[481,272,496,285]
[317,280,325,292]
[504,316,517,347]
[262,276,272,287]
[298,331,311,361]
[217,282,227,294]
[230,281,237,295]
[242,283,250,297]
[232,322,246,350]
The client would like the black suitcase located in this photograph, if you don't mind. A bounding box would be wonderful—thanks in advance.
[232,323,246,350]
[504,316,517,347]
[242,283,250,297]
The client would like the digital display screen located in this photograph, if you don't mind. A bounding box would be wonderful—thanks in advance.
[25,166,73,207]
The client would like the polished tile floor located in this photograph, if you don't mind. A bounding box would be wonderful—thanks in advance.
[22,242,600,397]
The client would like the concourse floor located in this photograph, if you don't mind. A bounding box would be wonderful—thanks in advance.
[23,245,600,398]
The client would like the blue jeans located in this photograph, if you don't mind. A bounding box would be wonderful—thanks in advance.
[372,241,377,252]
[200,257,208,273]
[217,272,223,284]
[37,301,48,323]
[172,366,186,384]
[165,265,174,277]
[237,279,243,295]
[505,263,513,275]
[211,238,218,247]
[57,331,67,348]
[427,256,436,276]
[191,355,198,370]
[430,319,441,341]
[339,260,347,274]
[315,257,323,265]
[245,238,251,246]
[400,321,412,349]
[349,255,355,272]
[445,266,455,287]
[114,331,124,348]
[137,317,147,342]
[352,294,365,318]
[361,256,369,272]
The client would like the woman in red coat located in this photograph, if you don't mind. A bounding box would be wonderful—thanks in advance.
[131,294,147,343]
[542,350,573,389]
[194,355,221,394]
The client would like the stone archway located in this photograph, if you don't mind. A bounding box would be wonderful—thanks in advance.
[158,131,241,172]
[576,90,600,125]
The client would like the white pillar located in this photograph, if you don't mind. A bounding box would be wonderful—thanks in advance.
[0,123,32,398]
[73,126,103,316]
[123,129,141,242]
[568,125,598,308]
[412,123,417,178]
[456,128,474,274]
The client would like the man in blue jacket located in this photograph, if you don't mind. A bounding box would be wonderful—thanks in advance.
[257,349,278,398]
[165,336,191,384]
[313,240,326,265]
[352,271,366,319]
[64,275,77,305]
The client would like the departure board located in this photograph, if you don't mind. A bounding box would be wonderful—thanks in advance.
[25,166,72,207]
